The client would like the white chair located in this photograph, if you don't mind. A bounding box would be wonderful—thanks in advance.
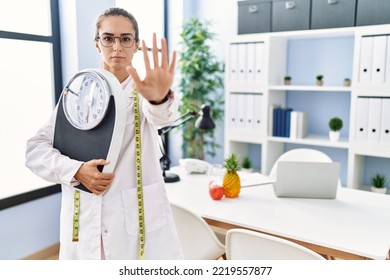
[226,228,326,260]
[170,203,225,260]
[269,148,341,186]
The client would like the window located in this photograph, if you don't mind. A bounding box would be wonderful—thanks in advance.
[0,0,62,202]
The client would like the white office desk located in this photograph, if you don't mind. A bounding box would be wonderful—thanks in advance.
[165,167,390,260]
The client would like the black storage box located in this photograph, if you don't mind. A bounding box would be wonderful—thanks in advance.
[311,0,356,30]
[238,0,272,34]
[272,0,311,32]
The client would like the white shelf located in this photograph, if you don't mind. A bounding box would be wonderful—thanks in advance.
[269,85,351,92]
[228,83,266,93]
[354,86,390,97]
[225,130,265,144]
[350,143,390,158]
[268,134,349,149]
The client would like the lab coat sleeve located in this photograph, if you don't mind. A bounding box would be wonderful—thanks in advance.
[142,90,179,127]
[25,105,84,186]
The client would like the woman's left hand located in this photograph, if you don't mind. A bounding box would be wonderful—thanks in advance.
[126,33,176,103]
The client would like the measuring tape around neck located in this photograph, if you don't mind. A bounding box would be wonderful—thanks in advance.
[133,89,146,260]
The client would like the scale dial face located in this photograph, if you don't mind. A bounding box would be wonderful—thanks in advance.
[63,71,111,130]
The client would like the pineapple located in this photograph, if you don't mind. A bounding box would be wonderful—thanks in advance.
[223,153,241,198]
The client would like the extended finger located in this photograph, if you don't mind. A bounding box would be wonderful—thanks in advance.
[160,38,168,69]
[152,33,159,68]
[169,50,177,74]
[142,40,151,72]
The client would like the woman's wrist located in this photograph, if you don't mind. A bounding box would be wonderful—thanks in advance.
[149,89,172,105]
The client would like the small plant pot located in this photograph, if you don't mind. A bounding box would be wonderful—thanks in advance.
[344,80,351,87]
[316,80,323,86]
[370,186,387,194]
[284,79,291,85]
[241,168,253,173]
[329,131,340,142]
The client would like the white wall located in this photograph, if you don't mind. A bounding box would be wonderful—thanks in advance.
[168,0,237,166]
[0,193,61,260]
[60,0,115,85]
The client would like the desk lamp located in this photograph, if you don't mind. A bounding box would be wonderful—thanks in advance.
[158,104,215,183]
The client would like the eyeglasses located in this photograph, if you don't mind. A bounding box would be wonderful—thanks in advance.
[97,34,135,48]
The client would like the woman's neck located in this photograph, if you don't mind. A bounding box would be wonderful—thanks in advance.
[103,65,129,83]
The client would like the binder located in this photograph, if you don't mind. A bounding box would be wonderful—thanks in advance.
[386,36,390,83]
[355,97,369,142]
[279,108,285,137]
[254,42,265,84]
[246,43,256,82]
[290,111,299,139]
[238,43,247,82]
[245,94,255,130]
[359,36,373,84]
[296,112,308,139]
[279,108,293,137]
[273,107,282,136]
[228,93,238,128]
[380,98,390,143]
[289,111,308,139]
[268,103,279,135]
[367,98,382,143]
[371,36,387,84]
[285,108,293,137]
[236,93,246,128]
[229,44,238,82]
[253,94,264,132]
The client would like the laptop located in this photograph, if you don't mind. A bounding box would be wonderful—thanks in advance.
[273,161,341,199]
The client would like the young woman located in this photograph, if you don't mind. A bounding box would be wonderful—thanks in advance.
[25,7,183,260]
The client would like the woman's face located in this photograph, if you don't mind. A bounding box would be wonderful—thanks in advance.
[95,15,139,73]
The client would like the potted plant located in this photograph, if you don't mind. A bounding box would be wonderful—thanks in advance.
[328,117,343,142]
[370,173,387,194]
[178,17,225,159]
[241,156,253,172]
[343,78,351,87]
[316,74,324,86]
[284,75,291,85]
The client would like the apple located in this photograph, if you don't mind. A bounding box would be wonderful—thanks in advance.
[209,181,224,200]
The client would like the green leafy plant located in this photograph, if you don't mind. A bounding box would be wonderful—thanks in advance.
[178,17,224,159]
[242,156,252,169]
[316,74,323,81]
[329,117,343,132]
[371,173,387,188]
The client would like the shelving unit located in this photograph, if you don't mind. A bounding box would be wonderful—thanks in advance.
[224,24,390,192]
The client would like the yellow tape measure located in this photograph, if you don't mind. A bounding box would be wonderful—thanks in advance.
[71,89,146,259]
[72,190,80,242]
[133,89,146,260]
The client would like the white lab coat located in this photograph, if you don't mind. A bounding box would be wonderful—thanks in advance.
[25,77,183,260]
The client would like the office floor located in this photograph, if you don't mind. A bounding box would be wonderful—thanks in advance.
[24,243,335,260]
[22,243,60,260]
